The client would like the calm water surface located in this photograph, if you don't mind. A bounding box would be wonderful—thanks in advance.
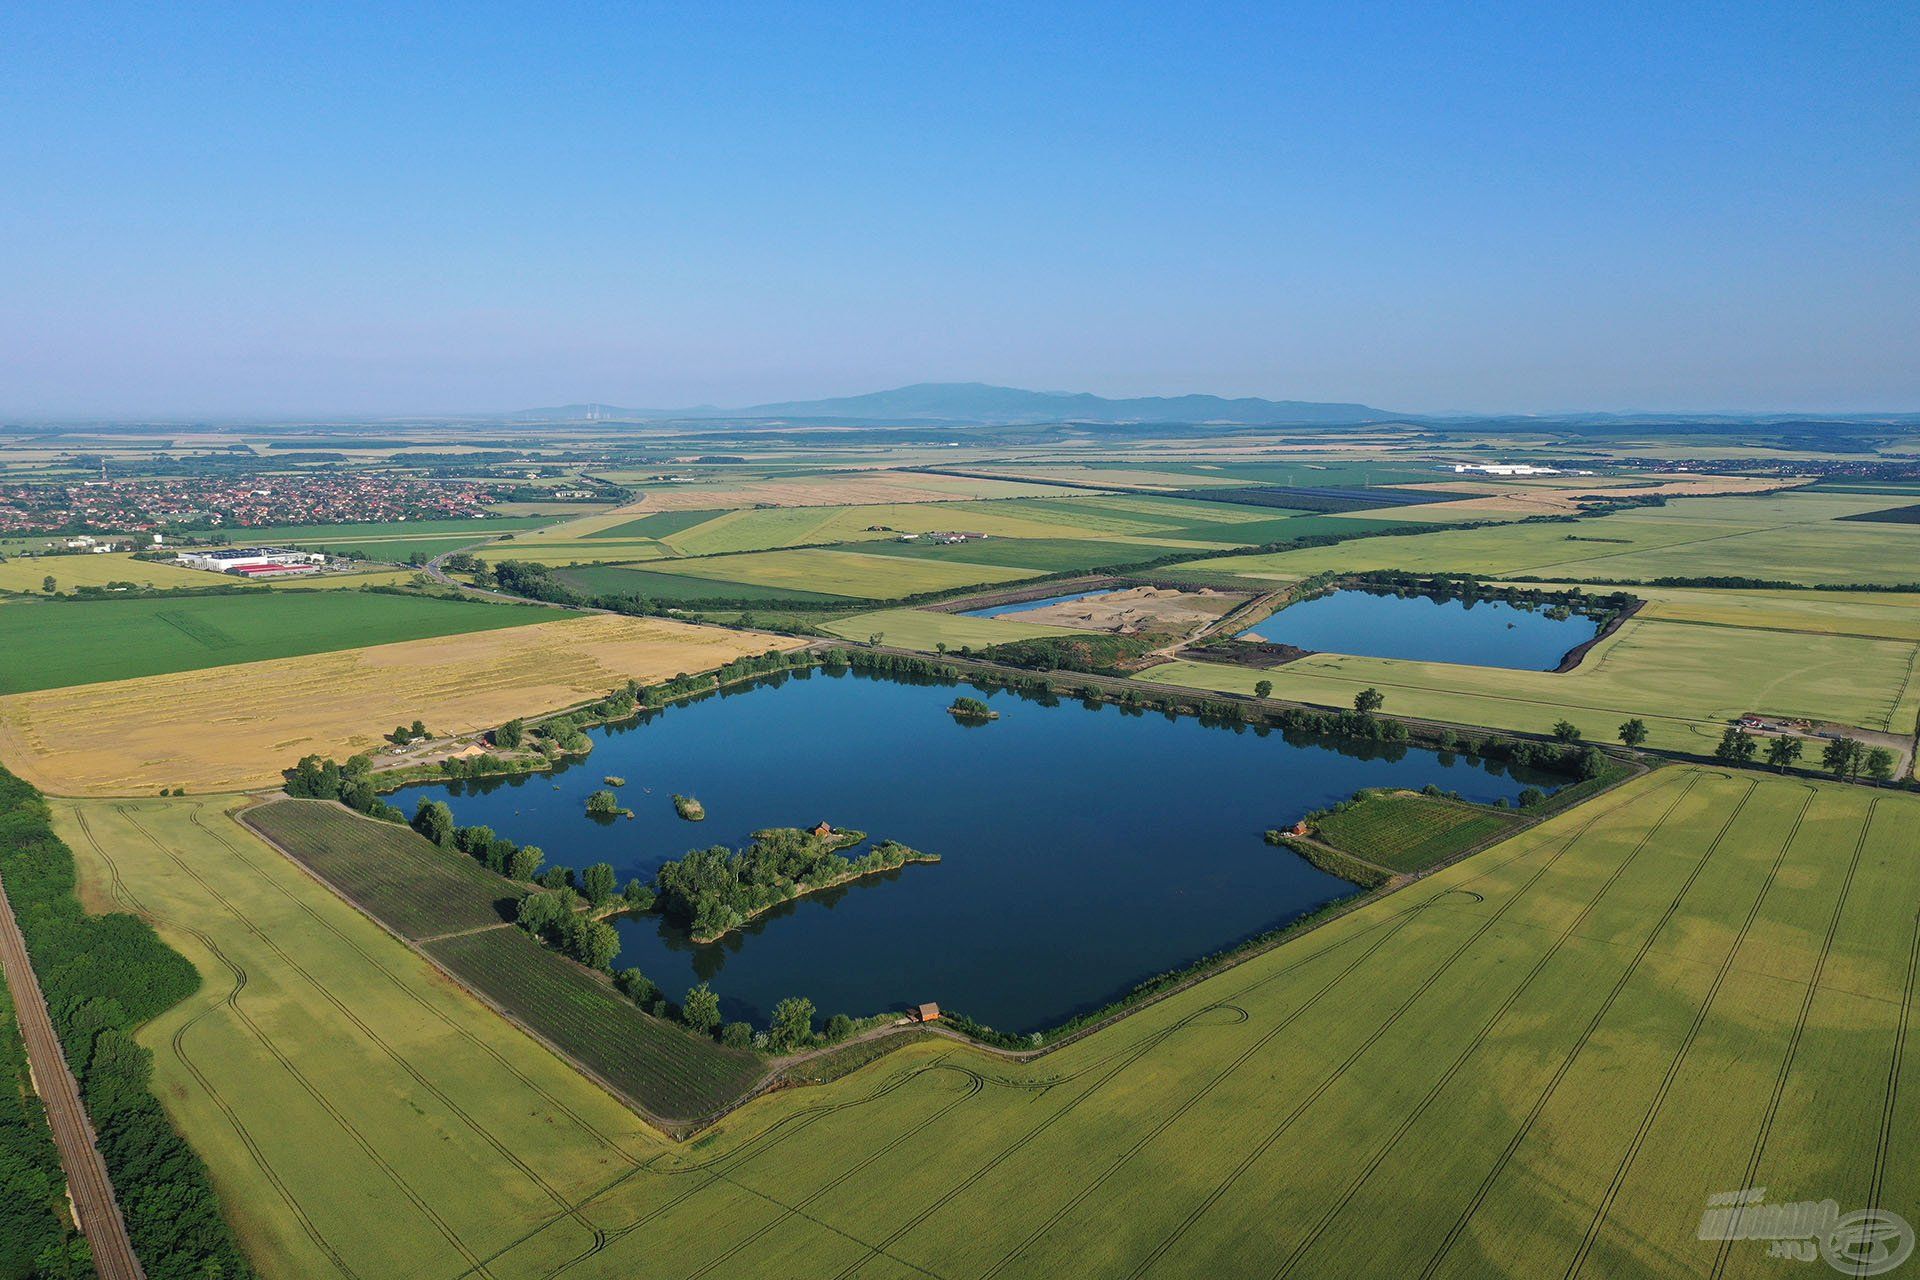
[1240,589,1600,671]
[404,669,1553,1031]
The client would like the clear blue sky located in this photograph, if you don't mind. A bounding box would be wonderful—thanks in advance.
[3,2,1915,418]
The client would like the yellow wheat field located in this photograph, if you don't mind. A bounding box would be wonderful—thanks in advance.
[0,613,801,796]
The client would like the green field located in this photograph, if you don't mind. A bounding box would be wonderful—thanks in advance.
[553,562,848,603]
[0,590,567,693]
[55,768,1919,1277]
[660,546,1041,599]
[1309,790,1525,872]
[236,515,556,548]
[242,797,762,1123]
[1178,490,1920,587]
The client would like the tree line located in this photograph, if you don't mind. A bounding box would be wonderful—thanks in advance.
[0,766,253,1279]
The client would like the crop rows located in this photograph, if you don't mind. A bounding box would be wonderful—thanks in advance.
[421,926,762,1123]
[244,799,512,939]
[1314,792,1524,873]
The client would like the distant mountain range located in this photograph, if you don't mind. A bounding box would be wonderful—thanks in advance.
[507,382,1400,426]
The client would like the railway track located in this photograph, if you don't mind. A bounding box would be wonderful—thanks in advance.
[0,869,146,1280]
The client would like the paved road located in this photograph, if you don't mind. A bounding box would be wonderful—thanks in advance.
[0,871,146,1280]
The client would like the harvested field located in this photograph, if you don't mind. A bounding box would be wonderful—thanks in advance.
[0,614,801,795]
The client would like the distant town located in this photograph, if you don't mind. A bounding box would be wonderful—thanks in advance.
[0,473,510,535]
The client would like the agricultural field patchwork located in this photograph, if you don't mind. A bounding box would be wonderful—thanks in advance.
[1148,612,1920,757]
[0,613,801,795]
[52,768,1920,1278]
[241,798,763,1121]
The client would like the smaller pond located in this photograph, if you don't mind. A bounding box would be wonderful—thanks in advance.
[1239,589,1601,671]
[961,588,1117,618]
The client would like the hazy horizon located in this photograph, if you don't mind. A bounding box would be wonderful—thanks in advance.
[4,5,1915,419]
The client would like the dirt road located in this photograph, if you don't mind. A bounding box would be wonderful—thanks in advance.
[0,871,146,1280]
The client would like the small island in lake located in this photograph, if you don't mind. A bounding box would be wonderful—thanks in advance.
[584,788,633,819]
[948,695,999,722]
[654,824,940,943]
[672,793,706,821]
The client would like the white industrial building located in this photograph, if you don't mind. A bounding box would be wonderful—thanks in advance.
[174,547,327,577]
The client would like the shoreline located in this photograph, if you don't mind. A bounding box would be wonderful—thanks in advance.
[681,851,941,945]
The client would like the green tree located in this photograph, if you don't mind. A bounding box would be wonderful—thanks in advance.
[1617,718,1649,748]
[409,718,428,739]
[1765,736,1803,772]
[1353,687,1385,715]
[495,718,524,749]
[1822,736,1865,779]
[42,575,56,593]
[411,799,455,846]
[768,996,816,1051]
[576,919,619,970]
[720,1021,754,1048]
[508,844,545,881]
[1864,747,1896,785]
[621,878,655,910]
[682,983,721,1035]
[824,1012,855,1042]
[585,789,622,816]
[581,862,617,906]
[1552,721,1582,743]
[615,968,658,1005]
[1714,726,1757,764]
[1253,679,1273,699]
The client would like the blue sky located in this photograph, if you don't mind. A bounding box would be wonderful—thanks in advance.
[3,2,1915,417]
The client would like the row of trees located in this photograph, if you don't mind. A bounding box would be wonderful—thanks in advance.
[1714,726,1897,781]
[0,765,254,1279]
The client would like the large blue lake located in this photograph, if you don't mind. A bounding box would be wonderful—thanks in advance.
[404,668,1553,1032]
[1240,588,1601,671]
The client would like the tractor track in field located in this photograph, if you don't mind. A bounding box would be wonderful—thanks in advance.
[124,809,598,1228]
[456,1054,979,1280]
[1113,770,1700,1280]
[72,807,360,1279]
[1708,797,1881,1279]
[99,807,499,1280]
[863,775,1679,1280]
[1863,881,1919,1260]
[1560,784,1813,1279]
[187,806,642,1170]
[1414,774,1753,1280]
[1266,775,1778,1280]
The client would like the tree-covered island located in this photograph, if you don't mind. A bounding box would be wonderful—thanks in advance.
[654,825,939,942]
